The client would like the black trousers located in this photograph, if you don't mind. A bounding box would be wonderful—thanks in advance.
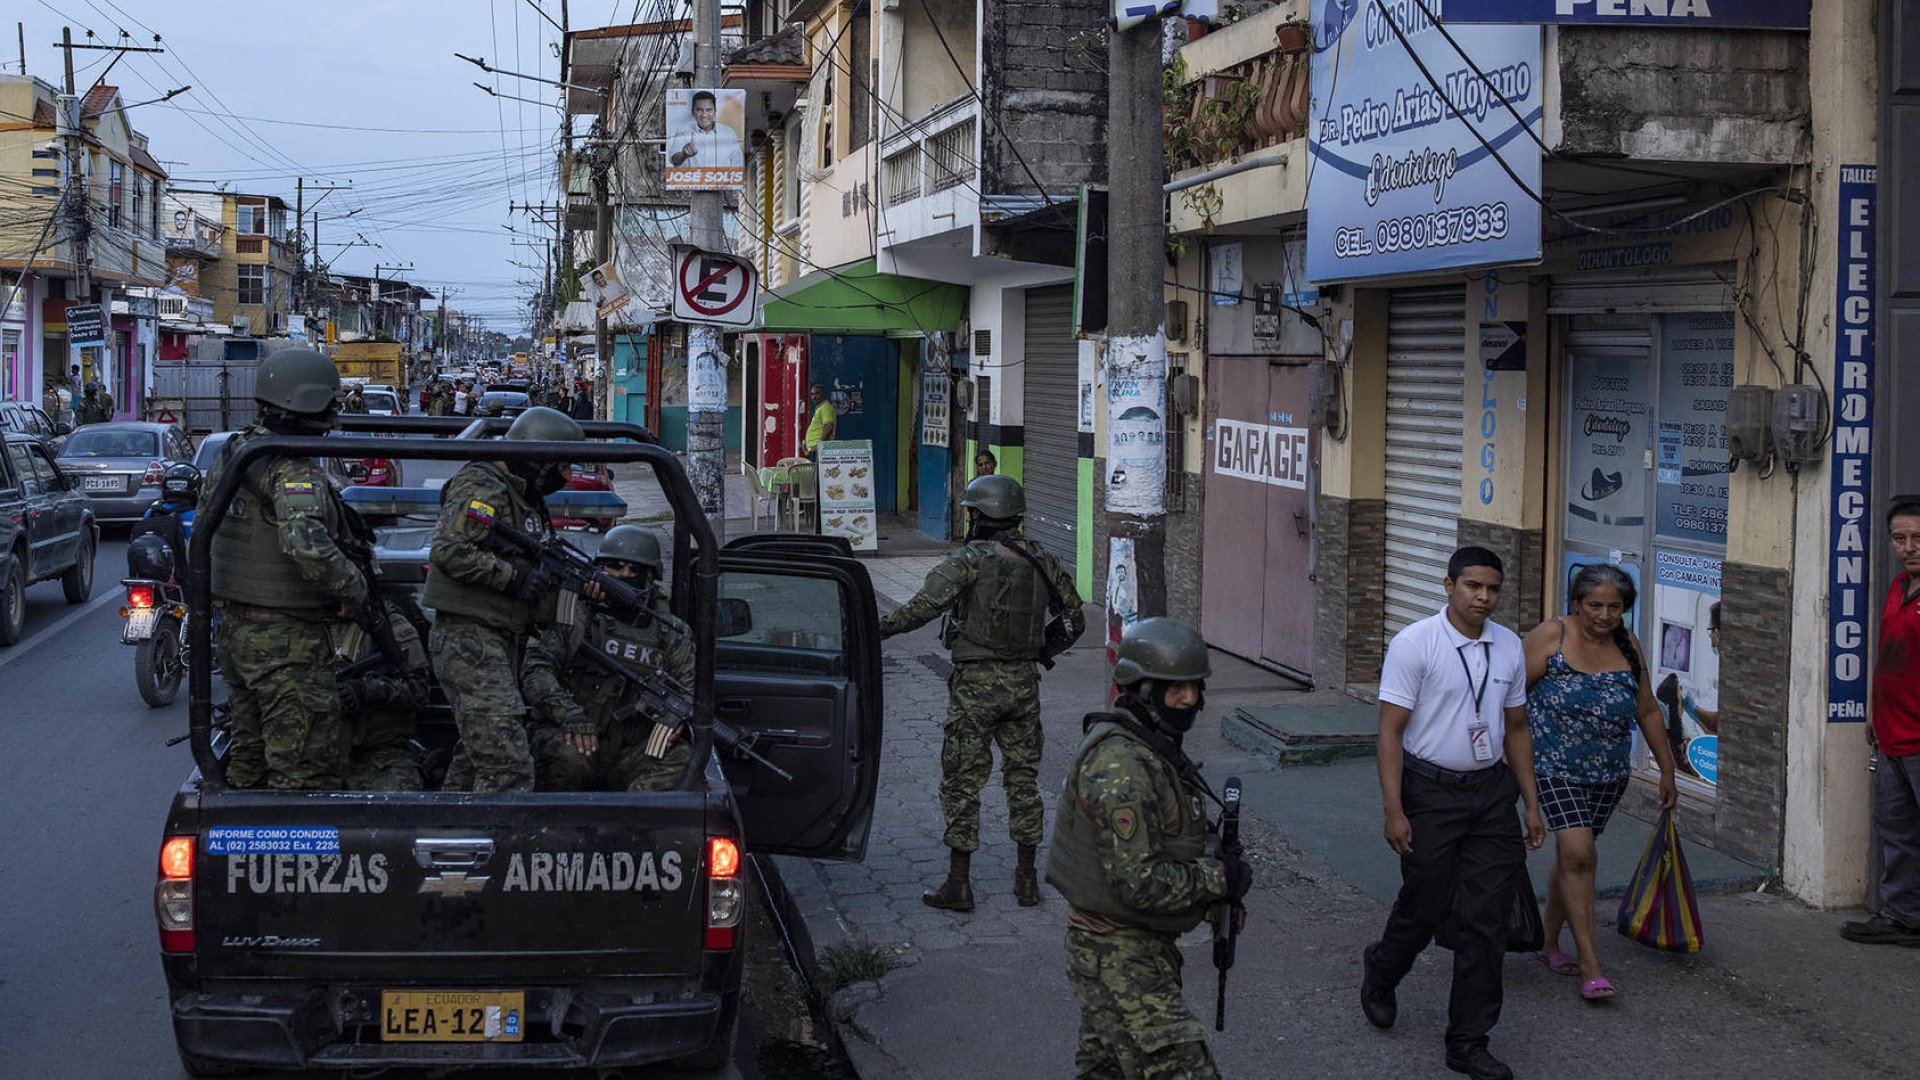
[1370,761,1525,1049]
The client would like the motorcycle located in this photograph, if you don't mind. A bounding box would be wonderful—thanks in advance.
[122,572,190,707]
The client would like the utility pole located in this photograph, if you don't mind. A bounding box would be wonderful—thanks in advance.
[1103,16,1172,643]
[591,151,612,422]
[59,27,90,385]
[686,0,728,539]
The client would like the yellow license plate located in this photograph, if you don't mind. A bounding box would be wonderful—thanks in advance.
[380,990,524,1042]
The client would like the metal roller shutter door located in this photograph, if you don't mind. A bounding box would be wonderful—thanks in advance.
[1022,285,1080,577]
[1383,287,1466,643]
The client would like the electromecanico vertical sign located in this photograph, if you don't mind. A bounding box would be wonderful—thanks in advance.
[1827,164,1876,723]
[1306,1,1544,283]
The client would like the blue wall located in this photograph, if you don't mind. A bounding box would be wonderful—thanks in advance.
[808,334,900,514]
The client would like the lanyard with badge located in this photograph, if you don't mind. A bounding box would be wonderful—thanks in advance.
[1457,640,1497,764]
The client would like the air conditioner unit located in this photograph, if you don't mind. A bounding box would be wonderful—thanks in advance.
[232,315,251,333]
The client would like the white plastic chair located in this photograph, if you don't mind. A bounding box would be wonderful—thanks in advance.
[775,456,818,532]
[743,459,780,532]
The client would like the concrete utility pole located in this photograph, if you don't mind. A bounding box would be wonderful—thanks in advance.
[590,159,613,418]
[1103,17,1172,638]
[685,0,728,539]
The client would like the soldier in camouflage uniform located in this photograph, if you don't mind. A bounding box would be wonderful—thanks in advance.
[205,349,369,790]
[427,380,455,416]
[424,406,582,792]
[880,473,1085,910]
[522,525,696,791]
[342,385,368,414]
[340,599,432,791]
[74,382,114,425]
[1046,618,1252,1080]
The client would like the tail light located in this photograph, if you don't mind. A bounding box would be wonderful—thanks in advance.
[706,836,743,950]
[366,460,393,485]
[156,835,195,952]
[143,460,165,486]
[126,584,156,610]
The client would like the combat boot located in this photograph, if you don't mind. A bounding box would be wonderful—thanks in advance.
[923,849,975,912]
[1013,843,1040,906]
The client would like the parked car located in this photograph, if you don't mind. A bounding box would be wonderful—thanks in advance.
[54,421,195,525]
[1,431,98,645]
[361,389,401,416]
[552,461,617,531]
[0,401,73,454]
[486,380,532,394]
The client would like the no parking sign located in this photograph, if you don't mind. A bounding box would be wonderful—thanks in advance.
[671,245,758,328]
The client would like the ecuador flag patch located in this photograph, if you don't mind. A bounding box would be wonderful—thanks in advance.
[281,481,316,496]
[466,499,497,524]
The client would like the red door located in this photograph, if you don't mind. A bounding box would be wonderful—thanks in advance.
[755,333,808,465]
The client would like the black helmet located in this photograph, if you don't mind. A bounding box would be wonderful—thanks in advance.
[84,382,100,395]
[160,463,202,504]
[126,532,176,581]
[1112,617,1212,686]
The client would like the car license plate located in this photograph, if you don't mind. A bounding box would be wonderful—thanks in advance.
[380,990,524,1042]
[122,608,158,642]
[83,476,121,492]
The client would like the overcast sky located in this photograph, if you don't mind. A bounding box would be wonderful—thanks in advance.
[8,0,627,331]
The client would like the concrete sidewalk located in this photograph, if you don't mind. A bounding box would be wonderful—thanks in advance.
[776,623,1919,1080]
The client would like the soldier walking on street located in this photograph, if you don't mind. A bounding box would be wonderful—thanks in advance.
[1046,618,1250,1080]
[74,382,114,425]
[424,406,582,792]
[204,349,369,790]
[880,474,1085,910]
[522,525,696,792]
[342,384,368,414]
[427,380,455,416]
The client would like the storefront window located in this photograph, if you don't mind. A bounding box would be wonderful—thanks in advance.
[2,328,19,399]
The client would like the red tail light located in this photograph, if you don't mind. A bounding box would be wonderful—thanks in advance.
[143,460,165,486]
[156,835,195,952]
[127,584,156,610]
[706,837,743,949]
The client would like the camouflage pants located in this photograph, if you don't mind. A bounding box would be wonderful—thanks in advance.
[432,614,535,793]
[344,743,425,791]
[941,660,1044,852]
[531,722,690,792]
[219,610,343,790]
[1067,927,1219,1080]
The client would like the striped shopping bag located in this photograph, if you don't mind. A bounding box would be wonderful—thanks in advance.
[1616,809,1705,953]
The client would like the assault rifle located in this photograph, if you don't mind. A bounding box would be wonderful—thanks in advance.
[336,503,411,679]
[572,644,794,782]
[1213,775,1243,1032]
[490,520,644,622]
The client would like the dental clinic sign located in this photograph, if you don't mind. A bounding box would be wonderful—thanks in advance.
[1306,2,1543,283]
[1443,0,1809,29]
[1827,165,1875,723]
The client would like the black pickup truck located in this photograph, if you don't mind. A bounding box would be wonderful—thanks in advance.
[158,418,883,1073]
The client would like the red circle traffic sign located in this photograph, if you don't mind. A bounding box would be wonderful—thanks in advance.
[677,254,749,318]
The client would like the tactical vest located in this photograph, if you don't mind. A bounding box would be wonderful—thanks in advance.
[208,433,347,612]
[566,603,681,727]
[948,540,1049,663]
[1045,717,1213,935]
[422,462,546,630]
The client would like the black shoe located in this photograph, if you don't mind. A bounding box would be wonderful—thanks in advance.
[1445,1045,1514,1080]
[1840,914,1920,946]
[922,876,975,913]
[1360,943,1396,1029]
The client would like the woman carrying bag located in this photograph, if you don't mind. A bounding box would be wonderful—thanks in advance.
[1521,563,1678,1001]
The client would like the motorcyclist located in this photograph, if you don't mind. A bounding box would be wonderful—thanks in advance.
[128,463,203,584]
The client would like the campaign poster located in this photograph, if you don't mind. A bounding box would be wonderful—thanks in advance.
[1654,313,1734,545]
[583,260,633,320]
[1564,346,1651,554]
[664,88,746,192]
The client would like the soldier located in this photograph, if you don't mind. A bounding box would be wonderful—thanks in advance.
[1045,618,1251,1080]
[424,405,582,792]
[427,380,455,416]
[522,525,695,792]
[74,382,113,425]
[340,599,431,792]
[880,473,1085,910]
[342,384,368,414]
[204,348,369,790]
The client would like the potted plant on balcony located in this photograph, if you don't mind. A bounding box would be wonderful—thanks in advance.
[1277,18,1313,55]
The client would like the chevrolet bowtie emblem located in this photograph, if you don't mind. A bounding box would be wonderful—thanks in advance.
[417,870,490,897]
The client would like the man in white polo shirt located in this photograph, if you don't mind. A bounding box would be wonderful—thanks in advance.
[1360,546,1545,1080]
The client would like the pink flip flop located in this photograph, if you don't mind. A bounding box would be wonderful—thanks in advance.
[1538,950,1580,976]
[1580,977,1616,1001]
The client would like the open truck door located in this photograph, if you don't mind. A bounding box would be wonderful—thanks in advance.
[712,548,882,860]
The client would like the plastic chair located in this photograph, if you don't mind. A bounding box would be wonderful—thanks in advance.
[775,457,818,532]
[743,458,780,532]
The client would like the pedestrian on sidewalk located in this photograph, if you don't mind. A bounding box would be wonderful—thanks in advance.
[1521,563,1676,1000]
[1046,617,1247,1080]
[804,384,836,458]
[879,473,1086,910]
[1843,496,1920,947]
[1362,546,1546,1080]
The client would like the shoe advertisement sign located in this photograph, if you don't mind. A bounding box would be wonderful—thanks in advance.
[1565,347,1651,555]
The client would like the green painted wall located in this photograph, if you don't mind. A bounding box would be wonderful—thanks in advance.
[760,259,968,335]
[1076,456,1095,600]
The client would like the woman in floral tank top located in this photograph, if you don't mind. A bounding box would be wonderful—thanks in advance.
[1522,564,1677,1002]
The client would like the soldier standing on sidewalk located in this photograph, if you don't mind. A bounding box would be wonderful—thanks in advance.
[880,474,1085,910]
[1046,617,1250,1080]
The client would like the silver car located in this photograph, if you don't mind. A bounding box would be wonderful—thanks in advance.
[54,422,196,524]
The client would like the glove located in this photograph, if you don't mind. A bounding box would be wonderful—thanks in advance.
[337,678,365,717]
[508,560,559,600]
[1220,851,1253,903]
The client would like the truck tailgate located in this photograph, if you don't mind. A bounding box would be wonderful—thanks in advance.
[183,790,711,982]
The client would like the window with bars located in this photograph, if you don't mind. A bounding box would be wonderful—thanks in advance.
[926,120,975,193]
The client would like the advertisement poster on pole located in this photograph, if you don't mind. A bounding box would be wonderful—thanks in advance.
[817,440,878,551]
[1306,5,1543,283]
[664,88,746,191]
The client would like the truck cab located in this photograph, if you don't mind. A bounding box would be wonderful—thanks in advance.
[158,419,882,1073]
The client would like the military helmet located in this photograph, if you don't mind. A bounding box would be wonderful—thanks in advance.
[960,473,1026,519]
[505,405,584,441]
[1112,617,1212,686]
[597,525,663,570]
[254,348,342,414]
[479,398,505,417]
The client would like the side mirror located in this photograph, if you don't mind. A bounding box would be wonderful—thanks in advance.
[52,421,73,436]
[716,597,754,638]
[345,462,371,481]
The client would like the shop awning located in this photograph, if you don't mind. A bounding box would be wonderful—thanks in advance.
[757,258,966,335]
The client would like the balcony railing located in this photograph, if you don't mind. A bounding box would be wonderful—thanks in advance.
[1169,13,1314,172]
[879,97,977,210]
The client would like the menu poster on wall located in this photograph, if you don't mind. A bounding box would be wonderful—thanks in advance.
[817,440,878,552]
[921,365,950,448]
[1650,549,1723,787]
[1655,313,1734,544]
[1565,348,1651,553]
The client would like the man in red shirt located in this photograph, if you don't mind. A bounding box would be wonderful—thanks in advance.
[1845,497,1920,946]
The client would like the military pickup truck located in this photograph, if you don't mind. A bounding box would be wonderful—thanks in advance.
[157,417,883,1073]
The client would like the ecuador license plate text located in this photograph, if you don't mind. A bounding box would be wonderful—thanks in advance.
[380,990,524,1042]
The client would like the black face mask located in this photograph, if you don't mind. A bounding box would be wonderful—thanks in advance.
[967,514,1017,542]
[1152,680,1204,734]
[510,461,569,497]
[262,403,339,437]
